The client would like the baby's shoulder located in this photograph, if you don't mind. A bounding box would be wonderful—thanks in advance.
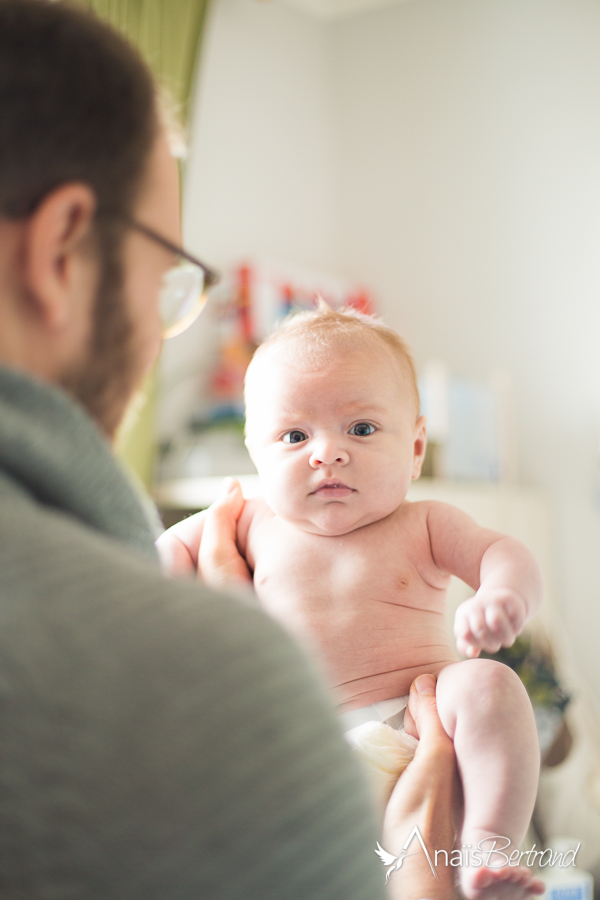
[236,495,272,554]
[395,498,463,543]
[396,497,438,526]
[400,497,463,523]
[401,499,486,552]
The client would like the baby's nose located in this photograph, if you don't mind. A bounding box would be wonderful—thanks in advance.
[309,440,349,468]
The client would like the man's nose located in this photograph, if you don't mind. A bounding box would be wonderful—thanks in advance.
[309,438,349,468]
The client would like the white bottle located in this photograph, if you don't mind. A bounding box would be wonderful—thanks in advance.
[542,837,593,900]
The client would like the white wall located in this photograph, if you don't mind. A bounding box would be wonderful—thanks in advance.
[160,0,340,437]
[166,0,600,707]
[330,0,600,705]
[184,0,340,270]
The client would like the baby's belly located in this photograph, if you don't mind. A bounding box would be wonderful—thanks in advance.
[324,606,457,711]
[257,585,458,712]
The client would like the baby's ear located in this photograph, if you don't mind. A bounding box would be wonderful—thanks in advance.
[244,432,256,464]
[412,415,427,480]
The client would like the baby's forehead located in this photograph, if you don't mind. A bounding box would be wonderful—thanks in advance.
[250,329,395,373]
[245,331,414,408]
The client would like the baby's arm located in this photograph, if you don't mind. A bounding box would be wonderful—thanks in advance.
[426,502,543,658]
[155,510,207,577]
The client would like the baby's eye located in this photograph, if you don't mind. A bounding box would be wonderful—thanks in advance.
[349,422,376,437]
[282,430,308,444]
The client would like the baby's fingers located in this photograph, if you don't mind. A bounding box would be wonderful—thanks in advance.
[454,605,482,656]
[484,603,517,646]
[456,637,481,659]
[466,610,504,653]
[455,602,502,655]
[462,603,490,645]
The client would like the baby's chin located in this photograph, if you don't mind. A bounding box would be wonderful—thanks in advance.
[298,519,365,537]
[271,502,392,537]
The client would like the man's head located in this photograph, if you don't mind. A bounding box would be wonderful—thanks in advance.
[0,0,179,436]
[244,303,427,536]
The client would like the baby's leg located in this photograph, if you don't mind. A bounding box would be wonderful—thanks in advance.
[436,660,542,900]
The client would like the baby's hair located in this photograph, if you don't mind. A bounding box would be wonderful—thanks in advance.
[245,298,420,415]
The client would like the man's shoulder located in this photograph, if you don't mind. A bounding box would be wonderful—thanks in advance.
[0,478,386,900]
[0,473,255,632]
[0,469,154,578]
[0,470,309,696]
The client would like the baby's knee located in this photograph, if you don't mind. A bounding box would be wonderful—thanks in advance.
[472,658,524,699]
[438,658,531,723]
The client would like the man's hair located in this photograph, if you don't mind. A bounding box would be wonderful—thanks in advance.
[245,300,420,416]
[0,0,161,435]
[0,0,157,220]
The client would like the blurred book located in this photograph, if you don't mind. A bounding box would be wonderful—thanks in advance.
[419,361,515,482]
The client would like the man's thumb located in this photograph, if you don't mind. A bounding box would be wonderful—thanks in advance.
[408,674,442,742]
[414,674,436,696]
[214,477,244,518]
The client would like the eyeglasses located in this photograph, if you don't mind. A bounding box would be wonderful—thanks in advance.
[116,216,220,339]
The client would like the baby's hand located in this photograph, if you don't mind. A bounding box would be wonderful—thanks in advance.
[453,589,527,658]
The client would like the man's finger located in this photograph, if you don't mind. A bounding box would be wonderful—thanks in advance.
[199,479,252,587]
[214,477,245,515]
[407,674,450,748]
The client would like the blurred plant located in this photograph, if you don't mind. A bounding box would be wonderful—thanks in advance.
[482,635,571,711]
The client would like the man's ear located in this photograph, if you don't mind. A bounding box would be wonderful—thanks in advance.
[23,183,97,330]
[412,415,427,480]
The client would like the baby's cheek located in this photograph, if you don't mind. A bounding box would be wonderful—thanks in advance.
[263,475,295,517]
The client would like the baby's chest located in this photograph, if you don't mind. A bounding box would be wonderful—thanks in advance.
[248,517,436,619]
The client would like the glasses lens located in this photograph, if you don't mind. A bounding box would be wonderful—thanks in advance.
[160,262,207,339]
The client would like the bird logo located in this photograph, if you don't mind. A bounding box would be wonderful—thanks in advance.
[374,826,439,883]
[374,843,419,882]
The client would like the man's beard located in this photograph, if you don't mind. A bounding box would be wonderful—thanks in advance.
[60,225,143,440]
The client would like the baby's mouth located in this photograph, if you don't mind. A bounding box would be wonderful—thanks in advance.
[311,480,355,498]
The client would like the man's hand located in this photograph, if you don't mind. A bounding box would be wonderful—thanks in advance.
[199,478,252,588]
[453,589,527,658]
[382,675,459,900]
[156,478,252,586]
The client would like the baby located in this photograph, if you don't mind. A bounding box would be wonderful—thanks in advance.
[158,304,544,900]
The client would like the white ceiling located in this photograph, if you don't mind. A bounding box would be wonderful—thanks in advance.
[277,0,412,21]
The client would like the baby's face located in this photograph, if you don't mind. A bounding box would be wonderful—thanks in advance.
[245,338,426,536]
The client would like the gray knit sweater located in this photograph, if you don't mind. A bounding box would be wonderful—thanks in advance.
[0,366,385,899]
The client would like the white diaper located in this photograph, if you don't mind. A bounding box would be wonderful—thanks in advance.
[340,695,418,810]
[340,694,410,733]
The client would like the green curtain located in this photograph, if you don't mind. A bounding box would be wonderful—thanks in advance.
[79,0,209,117]
[76,0,211,488]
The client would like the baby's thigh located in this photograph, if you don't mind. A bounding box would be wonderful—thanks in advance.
[435,658,532,742]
